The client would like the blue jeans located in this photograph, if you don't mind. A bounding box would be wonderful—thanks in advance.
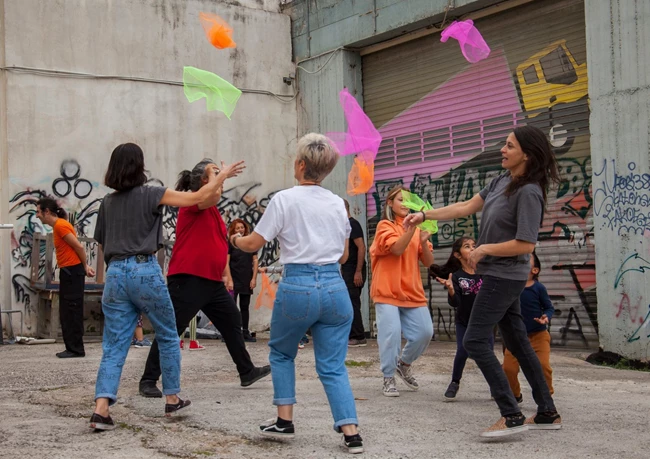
[268,263,358,432]
[95,256,181,404]
[451,323,494,383]
[463,275,556,417]
[375,303,433,377]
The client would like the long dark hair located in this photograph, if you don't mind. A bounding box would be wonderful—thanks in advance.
[506,125,561,205]
[104,143,148,191]
[36,197,67,219]
[176,159,215,192]
[429,236,474,279]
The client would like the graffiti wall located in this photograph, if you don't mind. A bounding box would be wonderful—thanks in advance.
[362,0,596,347]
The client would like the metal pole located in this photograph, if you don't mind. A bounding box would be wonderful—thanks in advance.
[0,224,14,345]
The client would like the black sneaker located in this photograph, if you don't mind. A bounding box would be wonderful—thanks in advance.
[139,380,163,398]
[243,330,257,343]
[240,365,271,387]
[56,350,85,358]
[444,381,459,401]
[343,433,364,454]
[259,418,295,439]
[164,397,192,417]
[525,411,562,430]
[90,413,116,431]
[480,413,528,437]
[515,394,523,404]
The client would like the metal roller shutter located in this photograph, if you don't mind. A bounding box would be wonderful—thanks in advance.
[362,0,596,348]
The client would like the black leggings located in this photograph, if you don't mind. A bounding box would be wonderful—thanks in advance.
[234,293,251,330]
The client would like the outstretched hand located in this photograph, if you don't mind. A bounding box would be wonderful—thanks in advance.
[435,273,454,295]
[218,160,246,180]
[403,212,423,231]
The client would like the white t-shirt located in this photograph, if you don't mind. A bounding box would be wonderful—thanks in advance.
[254,186,351,265]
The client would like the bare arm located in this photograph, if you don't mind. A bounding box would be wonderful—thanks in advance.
[469,239,535,269]
[232,231,267,253]
[62,233,95,276]
[339,239,349,264]
[251,254,258,289]
[404,193,485,229]
[353,238,365,274]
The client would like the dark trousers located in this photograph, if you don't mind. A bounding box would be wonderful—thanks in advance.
[233,293,251,330]
[451,323,494,383]
[463,275,556,417]
[141,274,255,383]
[342,266,366,340]
[59,263,86,355]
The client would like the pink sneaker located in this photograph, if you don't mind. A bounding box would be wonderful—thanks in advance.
[189,340,205,351]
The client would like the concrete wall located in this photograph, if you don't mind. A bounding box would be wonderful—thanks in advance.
[0,0,297,337]
[586,0,650,360]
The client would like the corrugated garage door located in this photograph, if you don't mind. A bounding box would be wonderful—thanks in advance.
[362,0,596,348]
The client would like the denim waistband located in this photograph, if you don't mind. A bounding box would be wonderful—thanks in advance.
[283,263,340,278]
[109,254,157,266]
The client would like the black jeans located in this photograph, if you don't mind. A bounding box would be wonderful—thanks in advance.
[141,274,255,383]
[342,265,366,340]
[233,293,251,330]
[59,263,86,355]
[451,323,494,383]
[463,275,556,417]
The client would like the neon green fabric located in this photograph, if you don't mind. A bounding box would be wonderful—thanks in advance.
[183,66,242,119]
[401,190,439,234]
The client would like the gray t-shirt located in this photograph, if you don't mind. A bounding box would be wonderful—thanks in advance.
[477,173,543,280]
[94,185,167,265]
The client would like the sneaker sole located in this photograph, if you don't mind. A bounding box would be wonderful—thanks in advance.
[90,422,116,431]
[527,423,562,430]
[443,396,456,402]
[480,424,529,438]
[383,391,400,397]
[347,445,364,454]
[259,430,295,440]
[395,371,419,391]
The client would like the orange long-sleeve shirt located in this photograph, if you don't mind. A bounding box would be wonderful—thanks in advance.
[369,217,432,307]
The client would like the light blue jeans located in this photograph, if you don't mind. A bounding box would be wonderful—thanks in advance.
[375,303,434,377]
[95,255,181,404]
[268,263,358,432]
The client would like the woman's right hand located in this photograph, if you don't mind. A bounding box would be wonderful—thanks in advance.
[218,160,246,180]
[435,273,454,296]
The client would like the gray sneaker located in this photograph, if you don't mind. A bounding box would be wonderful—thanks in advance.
[383,377,400,397]
[396,361,419,391]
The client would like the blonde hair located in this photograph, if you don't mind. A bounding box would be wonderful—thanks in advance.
[382,185,408,222]
[296,133,339,182]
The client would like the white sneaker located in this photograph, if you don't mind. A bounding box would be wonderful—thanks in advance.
[383,376,400,397]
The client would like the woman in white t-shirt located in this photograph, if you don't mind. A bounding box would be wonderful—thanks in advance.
[232,133,363,454]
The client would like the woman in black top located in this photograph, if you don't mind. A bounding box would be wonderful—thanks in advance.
[405,125,562,437]
[227,219,258,342]
[430,236,492,401]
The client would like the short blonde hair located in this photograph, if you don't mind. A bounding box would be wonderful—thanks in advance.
[296,133,339,182]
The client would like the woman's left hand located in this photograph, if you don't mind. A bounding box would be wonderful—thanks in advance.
[250,279,257,289]
[225,278,234,292]
[469,245,487,270]
[419,231,431,244]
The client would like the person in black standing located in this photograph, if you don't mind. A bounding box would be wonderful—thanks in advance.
[342,199,367,347]
[227,219,258,342]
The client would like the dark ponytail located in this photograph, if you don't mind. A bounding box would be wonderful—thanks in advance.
[175,170,192,191]
[429,236,474,279]
[37,197,67,220]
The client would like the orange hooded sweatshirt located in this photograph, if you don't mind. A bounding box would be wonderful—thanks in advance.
[369,216,432,307]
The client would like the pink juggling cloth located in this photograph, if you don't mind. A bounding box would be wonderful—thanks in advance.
[440,20,490,64]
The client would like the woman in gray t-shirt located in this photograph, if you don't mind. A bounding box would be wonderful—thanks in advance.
[405,125,562,437]
[90,142,243,431]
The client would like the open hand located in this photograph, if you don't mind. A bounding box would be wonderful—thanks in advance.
[218,160,246,180]
[534,314,549,325]
[435,273,454,295]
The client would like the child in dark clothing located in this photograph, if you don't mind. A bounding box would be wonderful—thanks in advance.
[431,236,494,401]
[502,251,555,403]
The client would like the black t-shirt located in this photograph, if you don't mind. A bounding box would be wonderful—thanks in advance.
[228,243,256,294]
[343,217,365,270]
[448,269,482,326]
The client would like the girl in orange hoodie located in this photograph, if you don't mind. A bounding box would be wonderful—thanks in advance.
[370,186,434,397]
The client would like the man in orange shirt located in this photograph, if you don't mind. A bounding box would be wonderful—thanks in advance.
[37,198,95,358]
